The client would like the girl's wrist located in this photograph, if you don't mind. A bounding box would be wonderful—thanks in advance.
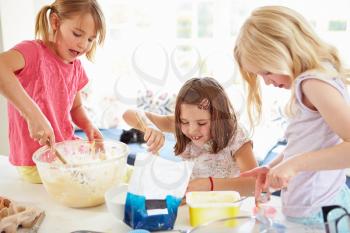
[81,122,94,131]
[146,124,158,131]
[23,102,43,121]
[287,155,301,173]
[137,111,158,131]
[80,122,97,136]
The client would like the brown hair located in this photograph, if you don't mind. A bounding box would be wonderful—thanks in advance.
[35,0,106,61]
[174,77,237,155]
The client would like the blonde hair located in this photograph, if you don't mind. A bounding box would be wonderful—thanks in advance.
[35,0,106,61]
[174,77,237,155]
[234,5,350,127]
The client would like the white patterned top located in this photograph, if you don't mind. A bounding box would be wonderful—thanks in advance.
[180,125,251,179]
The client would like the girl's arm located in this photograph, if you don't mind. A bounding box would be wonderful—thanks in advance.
[0,50,55,145]
[122,109,175,153]
[265,153,284,168]
[186,142,258,196]
[284,79,350,171]
[216,141,258,196]
[123,109,175,133]
[70,91,103,141]
[267,79,350,188]
[239,153,284,200]
[186,176,256,196]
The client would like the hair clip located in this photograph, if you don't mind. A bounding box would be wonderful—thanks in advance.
[198,98,210,110]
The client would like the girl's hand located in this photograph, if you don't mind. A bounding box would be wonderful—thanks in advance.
[144,127,165,154]
[186,178,211,193]
[240,166,270,203]
[83,124,104,142]
[267,159,296,190]
[82,124,105,155]
[26,109,55,146]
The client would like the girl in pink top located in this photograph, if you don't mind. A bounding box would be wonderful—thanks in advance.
[236,6,350,226]
[123,77,258,196]
[0,0,106,183]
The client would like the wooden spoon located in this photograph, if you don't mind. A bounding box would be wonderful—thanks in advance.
[46,140,67,164]
[53,147,67,164]
[135,112,160,155]
[135,111,148,132]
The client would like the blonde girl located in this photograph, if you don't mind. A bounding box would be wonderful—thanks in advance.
[236,5,350,225]
[0,0,106,183]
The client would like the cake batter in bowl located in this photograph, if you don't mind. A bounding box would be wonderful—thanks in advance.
[33,139,129,208]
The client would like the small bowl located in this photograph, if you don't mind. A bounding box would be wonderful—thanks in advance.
[186,191,241,227]
[33,139,129,208]
[104,183,128,221]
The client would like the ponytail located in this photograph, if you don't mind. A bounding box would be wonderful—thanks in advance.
[35,5,52,43]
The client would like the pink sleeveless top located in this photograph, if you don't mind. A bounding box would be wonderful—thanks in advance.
[8,40,88,166]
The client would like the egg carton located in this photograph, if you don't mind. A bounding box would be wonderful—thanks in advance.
[0,196,44,233]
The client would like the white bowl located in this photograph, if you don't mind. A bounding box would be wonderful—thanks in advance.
[104,183,128,221]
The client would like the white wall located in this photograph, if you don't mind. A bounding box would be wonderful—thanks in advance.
[0,0,36,49]
[0,100,9,156]
[0,2,9,155]
[0,0,38,155]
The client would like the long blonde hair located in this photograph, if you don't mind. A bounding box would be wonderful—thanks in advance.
[35,0,106,61]
[234,5,350,127]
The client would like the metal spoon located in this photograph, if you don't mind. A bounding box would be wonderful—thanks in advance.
[70,231,105,233]
[233,195,248,204]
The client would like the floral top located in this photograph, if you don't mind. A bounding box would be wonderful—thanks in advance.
[180,125,251,179]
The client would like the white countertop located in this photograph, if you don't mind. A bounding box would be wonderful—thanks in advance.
[1,155,132,233]
[0,155,323,233]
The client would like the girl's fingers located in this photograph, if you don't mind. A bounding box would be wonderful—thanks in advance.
[146,134,155,146]
[240,169,257,177]
[48,132,55,146]
[263,175,270,190]
[154,135,164,150]
[274,177,288,189]
[255,183,262,200]
[36,130,54,146]
[267,174,285,190]
[96,129,101,139]
[282,179,289,188]
[146,130,159,146]
[31,129,44,141]
[87,131,94,142]
[144,129,151,141]
[145,131,165,154]
[156,143,163,153]
[240,166,269,177]
[38,136,48,146]
[148,140,162,154]
[147,140,158,154]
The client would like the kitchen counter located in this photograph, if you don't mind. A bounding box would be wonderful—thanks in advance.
[1,155,132,233]
[0,155,323,233]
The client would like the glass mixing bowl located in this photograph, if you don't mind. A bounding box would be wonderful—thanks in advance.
[188,216,326,233]
[32,139,129,208]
